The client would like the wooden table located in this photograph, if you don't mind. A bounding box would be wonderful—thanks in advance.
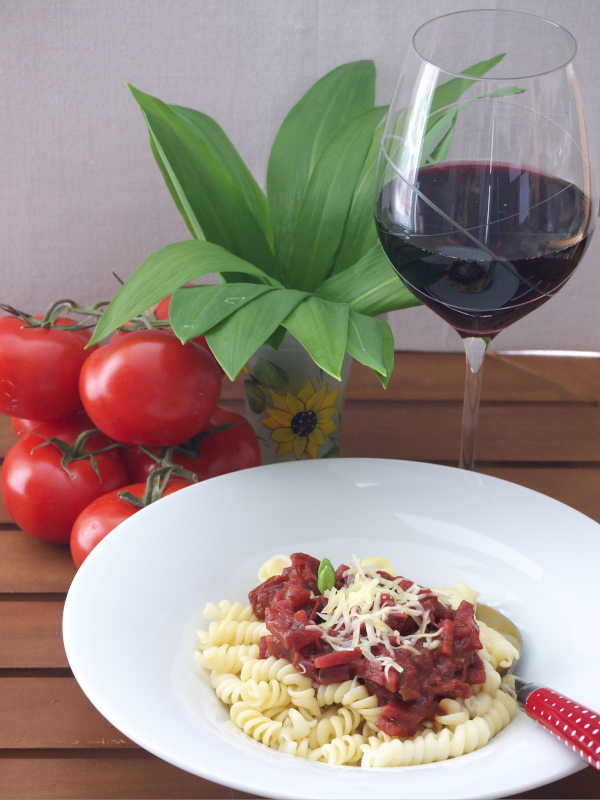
[2,351,600,799]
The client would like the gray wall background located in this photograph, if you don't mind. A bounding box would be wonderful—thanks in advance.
[1,0,598,353]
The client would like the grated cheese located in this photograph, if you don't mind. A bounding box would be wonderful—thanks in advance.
[315,557,448,675]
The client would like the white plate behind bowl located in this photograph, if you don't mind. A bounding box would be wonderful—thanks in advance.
[62,458,599,800]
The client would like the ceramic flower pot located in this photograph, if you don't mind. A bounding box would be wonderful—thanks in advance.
[243,334,352,463]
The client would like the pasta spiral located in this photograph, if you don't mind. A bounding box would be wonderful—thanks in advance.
[230,701,283,747]
[197,618,268,649]
[287,685,321,718]
[308,707,362,748]
[209,671,244,704]
[203,600,255,622]
[240,678,291,710]
[316,680,368,707]
[257,555,292,582]
[318,733,366,765]
[361,717,491,767]
[240,656,313,689]
[195,643,258,674]
[278,728,312,758]
[278,707,317,742]
[481,690,516,738]
[478,619,520,671]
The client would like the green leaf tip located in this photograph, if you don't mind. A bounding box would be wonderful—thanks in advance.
[318,558,336,594]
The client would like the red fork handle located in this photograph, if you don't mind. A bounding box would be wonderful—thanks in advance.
[517,682,600,771]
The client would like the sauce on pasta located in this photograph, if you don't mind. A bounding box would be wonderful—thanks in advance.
[249,553,486,737]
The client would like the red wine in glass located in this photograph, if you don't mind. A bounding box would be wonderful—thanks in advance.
[376,162,593,340]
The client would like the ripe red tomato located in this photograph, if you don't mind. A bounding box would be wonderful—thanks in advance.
[1,417,130,544]
[0,315,97,421]
[123,406,261,482]
[11,411,94,439]
[154,290,224,376]
[11,416,42,438]
[79,329,222,447]
[70,476,193,567]
[179,406,262,481]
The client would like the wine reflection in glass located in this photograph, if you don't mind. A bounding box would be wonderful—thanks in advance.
[375,10,595,469]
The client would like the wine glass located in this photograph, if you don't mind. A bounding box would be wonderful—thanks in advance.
[375,10,596,469]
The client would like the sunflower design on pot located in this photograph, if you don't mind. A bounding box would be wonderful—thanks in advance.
[262,380,339,459]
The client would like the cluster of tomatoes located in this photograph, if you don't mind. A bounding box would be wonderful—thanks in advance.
[0,296,261,567]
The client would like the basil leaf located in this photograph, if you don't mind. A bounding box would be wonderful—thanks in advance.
[318,558,336,593]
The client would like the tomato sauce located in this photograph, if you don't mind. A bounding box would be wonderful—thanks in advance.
[248,552,486,737]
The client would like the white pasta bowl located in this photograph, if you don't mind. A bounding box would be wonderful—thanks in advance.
[62,458,600,799]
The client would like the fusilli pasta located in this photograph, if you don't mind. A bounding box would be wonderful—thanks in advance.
[195,555,519,767]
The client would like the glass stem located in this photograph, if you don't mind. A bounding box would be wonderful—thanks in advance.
[459,337,489,470]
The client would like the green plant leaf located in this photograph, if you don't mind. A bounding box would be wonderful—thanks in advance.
[148,131,204,240]
[317,244,421,317]
[169,283,277,343]
[90,240,280,344]
[282,296,349,380]
[421,108,460,162]
[372,317,395,388]
[424,85,524,163]
[287,106,387,292]
[383,56,513,175]
[264,325,287,351]
[346,310,392,379]
[428,54,506,117]
[128,84,275,274]
[267,61,376,277]
[479,86,526,100]
[331,108,388,276]
[424,110,459,165]
[205,289,307,380]
[172,105,273,249]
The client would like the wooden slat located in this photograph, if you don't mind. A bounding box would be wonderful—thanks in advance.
[0,351,594,462]
[0,753,597,800]
[498,353,600,402]
[0,600,67,668]
[0,419,16,459]
[0,530,75,594]
[0,678,135,749]
[0,751,261,800]
[509,768,600,799]
[219,352,592,404]
[341,401,600,463]
[380,352,593,403]
[0,489,12,523]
